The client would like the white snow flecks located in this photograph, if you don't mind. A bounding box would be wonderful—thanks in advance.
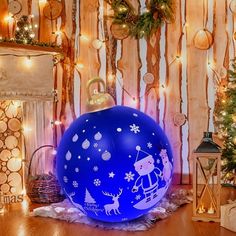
[72,134,79,142]
[130,124,140,134]
[135,195,141,200]
[94,179,101,186]
[124,171,135,182]
[93,166,99,172]
[147,142,153,149]
[65,151,72,161]
[73,181,78,188]
[87,157,91,161]
[157,159,161,164]
[117,128,122,132]
[133,113,138,117]
[75,168,79,172]
[93,143,98,148]
[64,165,67,170]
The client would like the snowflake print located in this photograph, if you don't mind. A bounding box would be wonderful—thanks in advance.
[75,167,79,172]
[133,113,138,117]
[135,194,141,200]
[130,124,140,134]
[157,159,161,164]
[93,143,98,148]
[72,181,78,188]
[93,166,99,172]
[147,142,152,149]
[64,165,67,170]
[124,171,135,182]
[94,179,101,186]
[63,176,68,183]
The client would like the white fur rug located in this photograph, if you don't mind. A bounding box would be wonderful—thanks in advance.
[31,188,192,231]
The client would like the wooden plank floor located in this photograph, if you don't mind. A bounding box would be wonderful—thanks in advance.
[0,186,235,236]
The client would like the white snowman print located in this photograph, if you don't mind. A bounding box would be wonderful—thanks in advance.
[159,149,172,184]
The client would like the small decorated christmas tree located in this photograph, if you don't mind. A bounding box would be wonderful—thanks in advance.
[215,60,236,186]
[15,15,35,44]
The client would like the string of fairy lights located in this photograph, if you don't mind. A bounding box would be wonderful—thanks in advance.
[0,0,231,109]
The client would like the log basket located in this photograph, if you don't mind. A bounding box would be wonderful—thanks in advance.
[27,145,64,203]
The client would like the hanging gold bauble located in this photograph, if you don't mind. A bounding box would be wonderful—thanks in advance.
[193,29,214,50]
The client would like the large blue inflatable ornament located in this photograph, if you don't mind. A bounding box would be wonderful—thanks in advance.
[57,78,173,223]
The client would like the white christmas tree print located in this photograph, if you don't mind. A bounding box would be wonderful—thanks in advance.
[124,171,135,182]
[130,124,140,134]
[94,179,101,186]
[84,189,96,203]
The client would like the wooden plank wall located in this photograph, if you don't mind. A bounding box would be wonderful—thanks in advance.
[0,0,234,184]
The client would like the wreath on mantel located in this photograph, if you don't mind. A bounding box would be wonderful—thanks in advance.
[107,0,174,39]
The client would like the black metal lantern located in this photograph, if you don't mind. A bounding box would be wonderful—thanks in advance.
[192,132,221,222]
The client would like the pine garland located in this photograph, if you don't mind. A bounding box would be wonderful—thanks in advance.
[215,60,236,185]
[0,37,59,49]
[106,0,174,38]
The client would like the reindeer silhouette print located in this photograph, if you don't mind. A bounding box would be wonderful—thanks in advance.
[102,188,123,216]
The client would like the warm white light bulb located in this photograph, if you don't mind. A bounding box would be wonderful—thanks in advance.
[54,120,62,125]
[108,73,114,82]
[30,33,35,38]
[5,14,14,23]
[76,63,84,69]
[39,0,47,4]
[23,126,32,133]
[55,30,62,36]
[80,35,90,42]
[34,24,38,28]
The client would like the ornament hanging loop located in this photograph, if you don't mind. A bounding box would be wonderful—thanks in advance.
[86,77,115,113]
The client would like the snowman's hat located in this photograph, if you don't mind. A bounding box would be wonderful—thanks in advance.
[135,146,153,163]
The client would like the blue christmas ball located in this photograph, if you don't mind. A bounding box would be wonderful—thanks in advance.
[57,106,173,223]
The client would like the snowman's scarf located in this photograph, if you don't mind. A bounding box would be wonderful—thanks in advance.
[31,188,192,231]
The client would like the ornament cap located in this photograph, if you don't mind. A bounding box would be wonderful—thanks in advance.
[86,77,115,113]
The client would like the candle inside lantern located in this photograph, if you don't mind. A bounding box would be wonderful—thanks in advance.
[198,204,206,214]
[207,204,215,214]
